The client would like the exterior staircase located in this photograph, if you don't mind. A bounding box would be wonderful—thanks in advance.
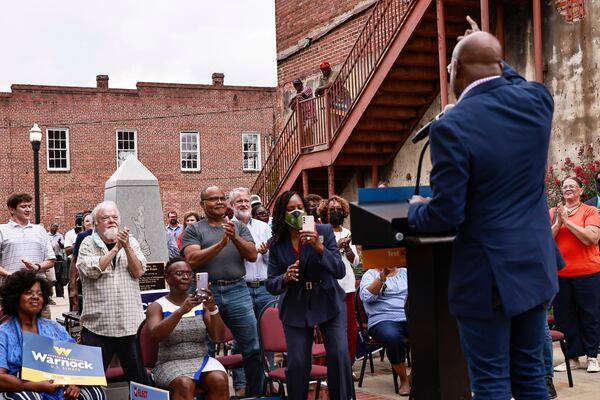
[252,0,481,207]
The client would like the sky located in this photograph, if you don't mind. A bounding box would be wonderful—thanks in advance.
[0,1,278,92]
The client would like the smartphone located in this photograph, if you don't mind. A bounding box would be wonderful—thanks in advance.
[302,215,315,232]
[196,272,209,294]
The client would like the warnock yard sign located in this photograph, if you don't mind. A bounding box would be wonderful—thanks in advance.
[21,332,107,386]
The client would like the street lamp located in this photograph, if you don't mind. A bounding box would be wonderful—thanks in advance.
[29,123,42,224]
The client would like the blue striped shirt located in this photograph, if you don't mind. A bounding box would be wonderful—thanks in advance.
[359,268,408,329]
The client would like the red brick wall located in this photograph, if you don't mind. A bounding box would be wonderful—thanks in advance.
[0,80,276,229]
[275,0,374,126]
[275,0,365,53]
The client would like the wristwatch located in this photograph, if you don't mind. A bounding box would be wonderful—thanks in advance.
[35,263,42,271]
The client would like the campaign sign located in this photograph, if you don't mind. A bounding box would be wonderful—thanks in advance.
[130,381,169,400]
[21,332,107,386]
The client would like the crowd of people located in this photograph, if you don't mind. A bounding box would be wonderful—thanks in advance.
[0,19,600,400]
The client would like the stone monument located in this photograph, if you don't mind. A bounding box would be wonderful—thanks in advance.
[104,155,168,290]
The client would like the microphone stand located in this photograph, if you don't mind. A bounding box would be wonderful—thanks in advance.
[413,140,429,196]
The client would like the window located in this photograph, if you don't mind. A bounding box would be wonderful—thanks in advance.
[180,131,200,171]
[46,128,70,171]
[242,132,261,171]
[116,130,137,167]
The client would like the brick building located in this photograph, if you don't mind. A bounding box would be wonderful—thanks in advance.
[275,0,377,124]
[0,73,277,228]
[252,0,600,208]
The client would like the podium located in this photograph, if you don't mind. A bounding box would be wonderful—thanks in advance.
[350,187,471,400]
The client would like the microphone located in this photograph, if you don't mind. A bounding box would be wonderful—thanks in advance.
[411,104,455,144]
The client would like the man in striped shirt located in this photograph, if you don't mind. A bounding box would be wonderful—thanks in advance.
[0,193,55,285]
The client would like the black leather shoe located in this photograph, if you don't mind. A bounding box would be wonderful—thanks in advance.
[546,376,557,399]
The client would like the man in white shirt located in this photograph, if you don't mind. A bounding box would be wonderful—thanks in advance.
[230,187,274,397]
[0,193,55,284]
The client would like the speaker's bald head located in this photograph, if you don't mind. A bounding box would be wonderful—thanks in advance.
[450,31,503,99]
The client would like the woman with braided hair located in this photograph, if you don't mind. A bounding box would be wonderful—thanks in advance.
[266,191,352,400]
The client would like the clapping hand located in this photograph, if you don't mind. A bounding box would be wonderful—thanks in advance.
[556,203,569,223]
[257,242,269,254]
[116,227,130,250]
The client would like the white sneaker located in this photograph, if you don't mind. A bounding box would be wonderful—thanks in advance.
[587,357,600,373]
[554,359,580,372]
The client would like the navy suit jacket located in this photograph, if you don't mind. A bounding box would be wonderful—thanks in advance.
[408,64,560,318]
[266,224,346,327]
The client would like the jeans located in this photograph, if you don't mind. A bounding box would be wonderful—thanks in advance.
[211,280,264,396]
[232,284,276,390]
[553,272,600,358]
[456,304,547,400]
[368,320,409,364]
[544,317,553,377]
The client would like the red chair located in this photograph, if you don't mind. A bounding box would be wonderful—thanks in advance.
[136,320,158,378]
[354,291,400,393]
[216,325,244,371]
[550,329,574,388]
[258,299,328,398]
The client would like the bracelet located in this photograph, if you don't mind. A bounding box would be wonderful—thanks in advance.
[207,305,219,316]
[35,263,42,272]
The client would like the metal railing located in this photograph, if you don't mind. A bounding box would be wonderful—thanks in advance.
[252,0,417,206]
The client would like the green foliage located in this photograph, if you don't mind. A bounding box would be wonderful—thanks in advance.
[545,144,600,206]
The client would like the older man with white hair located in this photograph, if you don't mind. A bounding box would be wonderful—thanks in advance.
[76,201,148,383]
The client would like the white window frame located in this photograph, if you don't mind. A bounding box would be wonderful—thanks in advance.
[242,132,261,171]
[115,129,138,168]
[46,128,70,171]
[180,131,201,171]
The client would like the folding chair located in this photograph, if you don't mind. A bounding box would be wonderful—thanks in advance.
[258,299,328,398]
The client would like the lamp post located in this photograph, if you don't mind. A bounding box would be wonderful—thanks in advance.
[29,124,42,224]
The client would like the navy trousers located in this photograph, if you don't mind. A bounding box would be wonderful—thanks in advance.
[283,310,353,400]
[553,272,600,358]
[456,304,547,400]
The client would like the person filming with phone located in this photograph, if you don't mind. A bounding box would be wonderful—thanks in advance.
[146,257,229,400]
[266,191,352,400]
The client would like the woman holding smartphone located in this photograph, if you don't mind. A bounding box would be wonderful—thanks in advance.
[146,257,229,400]
[266,190,352,400]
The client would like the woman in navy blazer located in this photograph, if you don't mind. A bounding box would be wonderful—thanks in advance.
[266,190,353,400]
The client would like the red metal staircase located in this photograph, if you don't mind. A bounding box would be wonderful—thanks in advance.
[252,0,481,207]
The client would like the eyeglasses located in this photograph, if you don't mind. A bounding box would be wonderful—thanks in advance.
[203,196,227,203]
[561,185,580,190]
[170,271,192,278]
[381,283,388,296]
[328,207,343,213]
[255,211,269,217]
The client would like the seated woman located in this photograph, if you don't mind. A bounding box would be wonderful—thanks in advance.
[0,269,105,400]
[146,257,228,400]
[359,267,410,396]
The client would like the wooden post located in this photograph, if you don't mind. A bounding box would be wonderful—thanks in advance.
[371,165,379,188]
[495,0,505,58]
[480,0,490,32]
[327,165,335,197]
[532,0,544,82]
[436,0,448,109]
[302,170,309,197]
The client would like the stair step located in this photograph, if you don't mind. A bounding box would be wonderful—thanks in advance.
[380,80,436,93]
[364,106,419,120]
[395,52,439,67]
[351,130,409,142]
[372,93,430,107]
[388,66,439,81]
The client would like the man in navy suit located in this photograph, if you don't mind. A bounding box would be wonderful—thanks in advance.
[408,18,560,399]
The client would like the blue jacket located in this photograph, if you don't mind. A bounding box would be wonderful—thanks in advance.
[266,224,346,327]
[408,64,560,318]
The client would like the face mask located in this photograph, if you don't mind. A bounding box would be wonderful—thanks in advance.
[329,210,344,226]
[285,209,305,230]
